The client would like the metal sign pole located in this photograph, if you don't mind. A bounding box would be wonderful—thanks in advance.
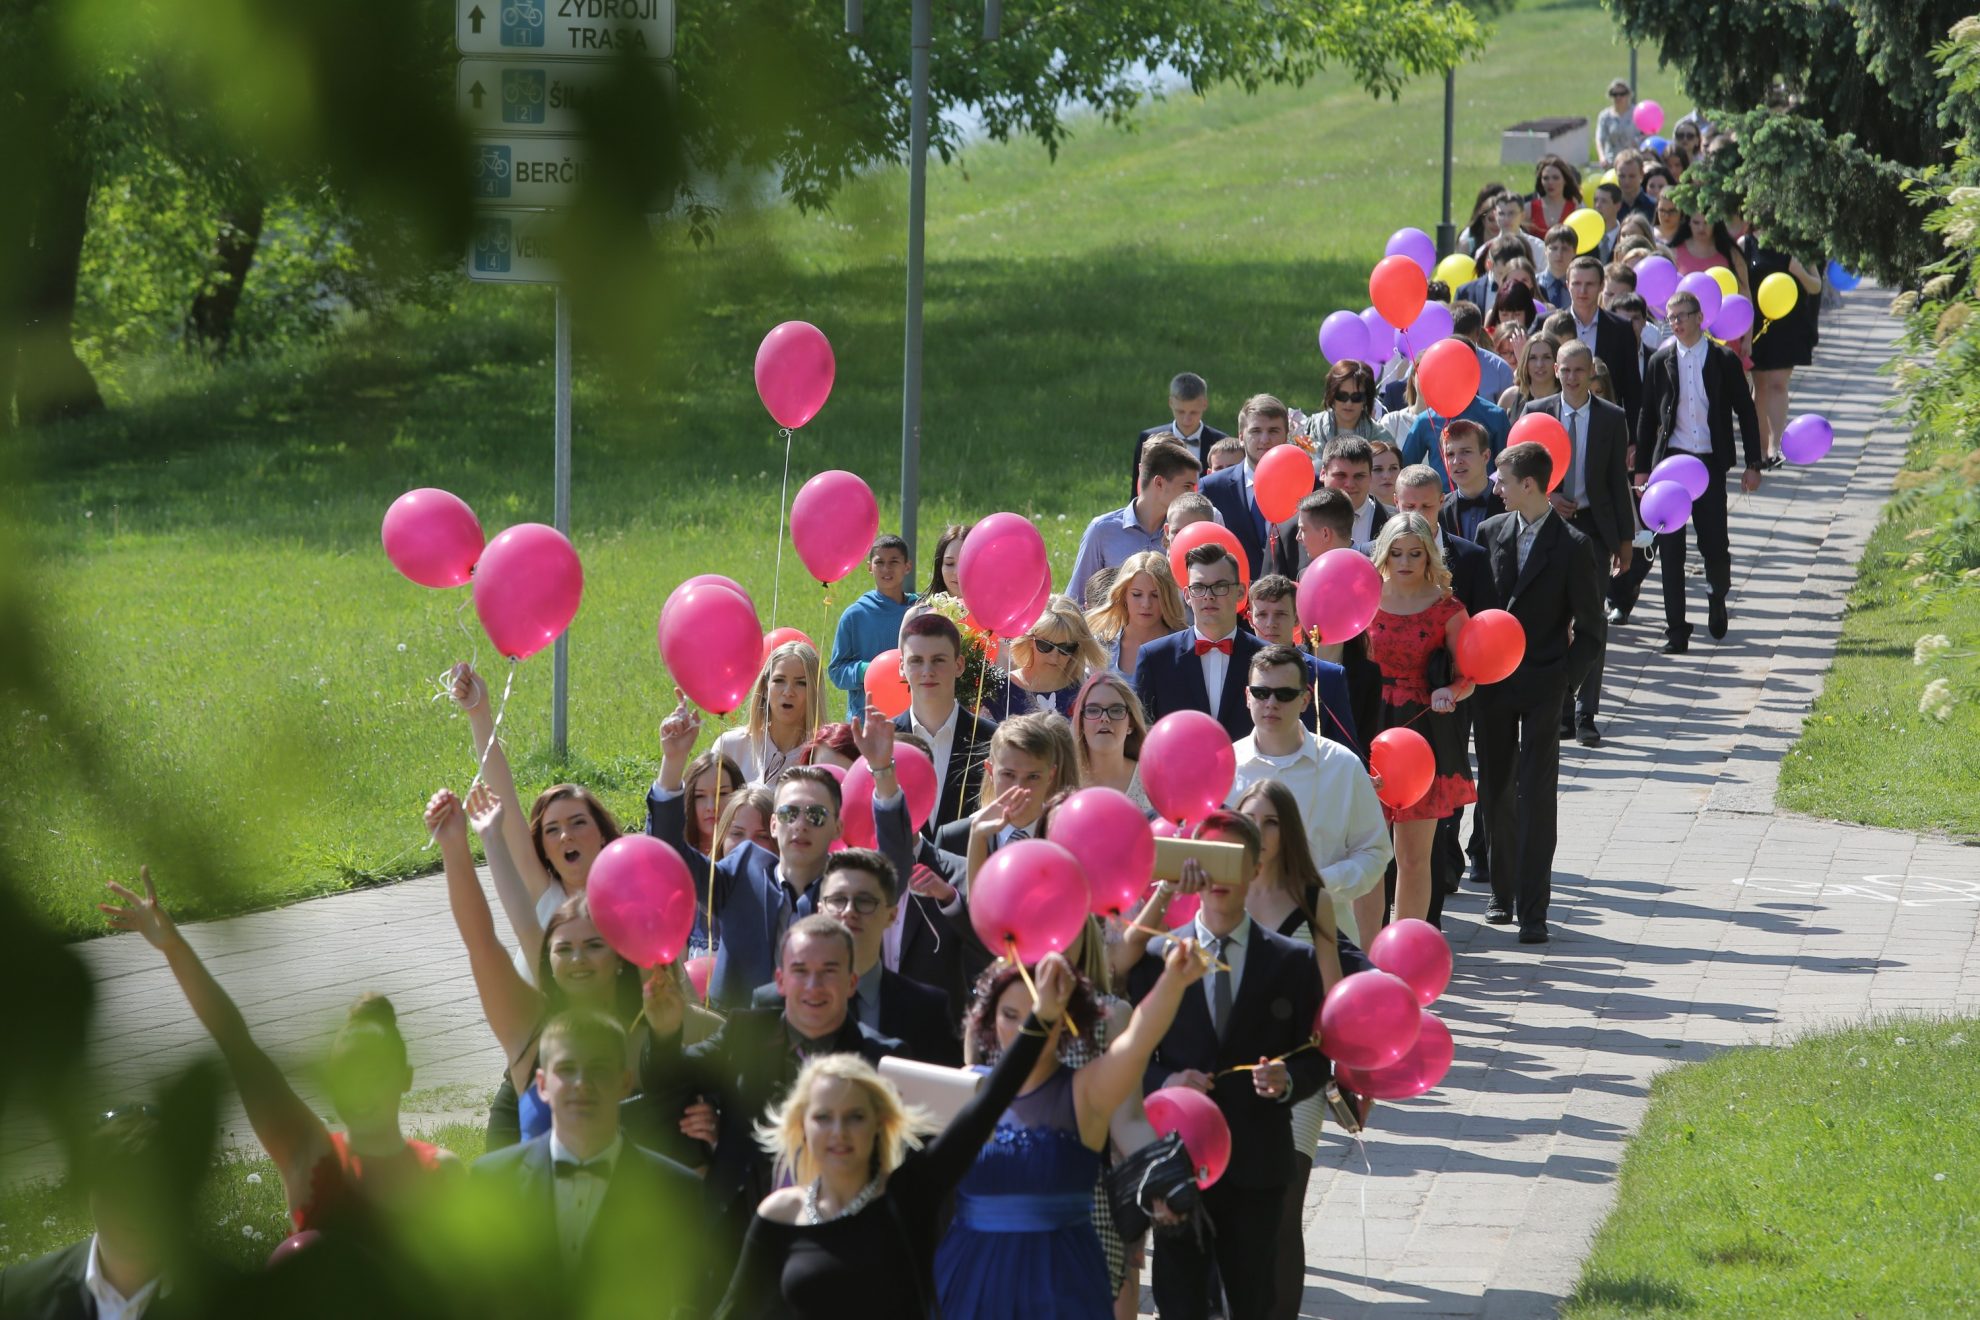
[552,285,572,760]
[898,0,930,558]
[1437,68,1457,259]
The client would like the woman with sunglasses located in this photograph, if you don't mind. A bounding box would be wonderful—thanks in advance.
[1084,552,1185,679]
[983,595,1108,721]
[1306,360,1382,448]
[1069,670,1153,813]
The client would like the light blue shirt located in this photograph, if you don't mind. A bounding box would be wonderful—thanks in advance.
[1067,501,1165,607]
[1401,396,1513,484]
[1473,345,1515,404]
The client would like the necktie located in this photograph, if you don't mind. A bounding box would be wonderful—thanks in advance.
[1194,637,1233,657]
[554,1158,610,1179]
[1563,409,1580,502]
[1007,827,1029,843]
[1207,935,1233,1038]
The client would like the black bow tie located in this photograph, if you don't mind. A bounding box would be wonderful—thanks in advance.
[554,1157,612,1180]
[1456,493,1492,509]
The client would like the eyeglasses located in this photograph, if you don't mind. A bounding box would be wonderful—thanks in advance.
[1247,684,1305,705]
[1029,636,1077,656]
[1334,391,1367,404]
[774,803,832,827]
[819,892,883,915]
[1186,580,1239,599]
[1668,309,1702,323]
[1081,702,1129,722]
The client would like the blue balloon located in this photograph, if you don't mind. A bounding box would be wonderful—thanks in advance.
[1646,135,1671,154]
[1827,260,1861,291]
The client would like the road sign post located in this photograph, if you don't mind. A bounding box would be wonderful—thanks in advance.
[457,0,675,57]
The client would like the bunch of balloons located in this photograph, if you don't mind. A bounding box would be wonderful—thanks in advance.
[1322,919,1456,1099]
[381,489,586,663]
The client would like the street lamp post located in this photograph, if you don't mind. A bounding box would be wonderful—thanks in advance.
[1437,68,1457,259]
[898,0,931,558]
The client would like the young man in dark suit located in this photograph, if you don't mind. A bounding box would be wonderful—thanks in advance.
[1198,393,1292,578]
[855,716,969,1023]
[892,611,997,833]
[1633,288,1764,654]
[1472,443,1608,943]
[1565,255,1643,427]
[1132,370,1227,497]
[1320,435,1395,549]
[1522,339,1636,745]
[1134,543,1265,742]
[1437,420,1506,544]
[1244,574,1362,760]
[1126,811,1327,1320]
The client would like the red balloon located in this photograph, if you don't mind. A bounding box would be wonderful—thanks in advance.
[1145,1086,1232,1189]
[683,955,713,1000]
[790,469,879,584]
[1051,787,1157,917]
[1139,712,1238,824]
[862,648,911,718]
[473,523,584,661]
[1507,412,1570,492]
[658,582,762,714]
[839,744,938,847]
[1166,520,1250,596]
[1416,337,1481,417]
[1367,917,1452,1007]
[588,835,698,967]
[1253,444,1316,525]
[381,488,484,588]
[762,626,815,664]
[1319,969,1423,1070]
[267,1229,321,1268]
[1335,1011,1453,1099]
[969,839,1091,963]
[1296,547,1382,645]
[1368,255,1428,332]
[1370,727,1435,810]
[958,513,1051,636]
[754,320,836,429]
[1454,609,1526,685]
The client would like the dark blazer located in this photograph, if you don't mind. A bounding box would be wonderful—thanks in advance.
[1127,921,1326,1190]
[1581,307,1643,425]
[1440,485,1505,544]
[1442,532,1497,618]
[894,707,998,836]
[1634,336,1763,477]
[1475,510,1606,709]
[870,794,970,1016]
[751,966,960,1066]
[1457,272,1494,311]
[1133,627,1265,743]
[1198,462,1270,578]
[1134,422,1228,496]
[1521,393,1635,556]
[646,790,789,1012]
[0,1242,118,1320]
[930,814,1020,987]
[1264,516,1306,580]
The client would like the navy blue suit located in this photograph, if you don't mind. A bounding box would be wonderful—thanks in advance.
[646,789,789,1012]
[1134,628,1357,753]
[1198,462,1270,578]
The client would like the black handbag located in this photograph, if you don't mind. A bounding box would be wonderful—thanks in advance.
[1106,1132,1206,1242]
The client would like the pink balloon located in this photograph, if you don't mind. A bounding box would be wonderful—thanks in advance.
[1368,918,1453,1007]
[381,488,484,588]
[662,574,756,636]
[816,762,848,786]
[658,582,763,714]
[1632,99,1664,135]
[267,1229,321,1268]
[1319,970,1423,1070]
[957,513,1050,636]
[790,470,879,584]
[1296,548,1382,645]
[684,955,713,1001]
[839,744,938,847]
[473,524,584,661]
[1050,787,1157,917]
[587,835,697,967]
[1138,712,1237,825]
[762,626,815,663]
[1335,1011,1453,1100]
[753,320,836,429]
[969,839,1091,963]
[1145,1086,1232,1188]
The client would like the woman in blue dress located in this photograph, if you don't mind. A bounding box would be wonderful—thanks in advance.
[935,938,1206,1319]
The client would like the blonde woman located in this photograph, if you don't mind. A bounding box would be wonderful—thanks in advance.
[988,595,1108,721]
[1084,551,1185,679]
[715,640,822,785]
[1069,671,1152,812]
[713,957,1075,1320]
[1360,513,1476,925]
[1497,331,1561,418]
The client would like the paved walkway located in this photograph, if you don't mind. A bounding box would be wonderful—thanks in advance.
[8,286,1975,1318]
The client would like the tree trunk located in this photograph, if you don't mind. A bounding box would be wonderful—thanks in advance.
[184,198,266,357]
[14,158,104,428]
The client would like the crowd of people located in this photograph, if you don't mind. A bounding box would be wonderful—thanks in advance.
[6,80,1845,1320]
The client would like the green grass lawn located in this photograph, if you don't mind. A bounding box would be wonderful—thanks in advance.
[4,0,1683,934]
[1566,1016,1980,1317]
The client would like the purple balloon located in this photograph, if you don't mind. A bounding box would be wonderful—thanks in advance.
[1385,227,1438,278]
[1635,256,1678,313]
[1713,293,1754,341]
[1318,309,1372,365]
[1396,301,1454,360]
[1639,480,1694,534]
[1360,306,1397,364]
[1781,414,1834,465]
[1675,272,1724,328]
[1648,453,1710,500]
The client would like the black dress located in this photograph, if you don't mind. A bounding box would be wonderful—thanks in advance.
[712,1025,1050,1319]
[1747,241,1819,370]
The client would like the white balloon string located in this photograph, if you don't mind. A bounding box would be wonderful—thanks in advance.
[771,426,795,631]
[1354,1128,1372,1291]
[468,658,519,796]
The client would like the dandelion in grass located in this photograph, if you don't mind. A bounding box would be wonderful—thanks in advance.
[246,1172,262,1184]
[1919,679,1955,722]
[1913,634,1952,665]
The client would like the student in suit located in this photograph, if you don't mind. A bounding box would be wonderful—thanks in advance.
[1198,393,1293,578]
[1244,574,1362,760]
[1457,234,1531,314]
[1266,487,1351,582]
[1473,443,1607,944]
[1436,420,1507,544]
[1125,811,1327,1320]
[1134,542,1266,743]
[1132,371,1228,496]
[1318,435,1395,549]
[1522,339,1636,744]
[1564,255,1643,427]
[853,717,970,1024]
[892,611,998,833]
[1633,288,1764,654]
[471,1011,705,1308]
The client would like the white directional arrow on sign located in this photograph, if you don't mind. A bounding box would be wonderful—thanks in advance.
[457,0,674,59]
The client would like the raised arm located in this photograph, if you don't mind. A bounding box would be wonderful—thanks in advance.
[99,868,331,1208]
[1073,938,1206,1149]
[451,664,553,905]
[466,783,544,971]
[427,789,546,1081]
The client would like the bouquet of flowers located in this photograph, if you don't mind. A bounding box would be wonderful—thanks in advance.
[918,592,1003,711]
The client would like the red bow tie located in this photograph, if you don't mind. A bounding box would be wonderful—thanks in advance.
[1194,637,1233,657]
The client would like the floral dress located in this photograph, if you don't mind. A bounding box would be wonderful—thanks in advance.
[1364,594,1477,823]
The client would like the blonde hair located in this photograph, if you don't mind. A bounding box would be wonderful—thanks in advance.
[756,1052,936,1185]
[712,786,776,861]
[1069,670,1148,770]
[979,712,1081,811]
[1008,594,1108,683]
[1371,512,1452,593]
[1084,551,1185,643]
[745,642,822,748]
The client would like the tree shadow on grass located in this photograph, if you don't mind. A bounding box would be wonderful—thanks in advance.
[1567,1273,1693,1313]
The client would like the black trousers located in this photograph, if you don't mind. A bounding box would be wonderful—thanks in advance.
[1565,509,1612,725]
[1154,1176,1287,1320]
[1659,476,1731,637]
[1474,675,1567,932]
[1273,1152,1316,1320]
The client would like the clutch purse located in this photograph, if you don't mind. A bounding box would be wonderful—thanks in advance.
[1106,1132,1205,1241]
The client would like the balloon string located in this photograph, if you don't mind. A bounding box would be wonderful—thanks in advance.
[1353,1128,1372,1291]
[1004,937,1078,1038]
[1216,1036,1318,1077]
[1125,923,1231,972]
[705,713,726,1008]
[771,426,795,632]
[957,642,995,807]
[819,581,837,723]
[467,658,519,797]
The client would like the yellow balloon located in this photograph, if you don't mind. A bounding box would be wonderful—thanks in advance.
[1566,207,1604,255]
[1757,271,1799,320]
[1434,253,1477,287]
[1708,266,1738,298]
[1600,168,1618,186]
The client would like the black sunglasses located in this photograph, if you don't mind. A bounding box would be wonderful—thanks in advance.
[1029,636,1077,656]
[1335,391,1368,404]
[774,803,832,827]
[1247,684,1305,705]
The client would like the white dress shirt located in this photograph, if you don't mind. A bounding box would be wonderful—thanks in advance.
[84,1236,163,1320]
[913,703,961,800]
[549,1130,623,1266]
[1516,508,1552,573]
[1228,728,1393,945]
[1192,626,1237,710]
[1572,310,1600,349]
[1671,338,1713,455]
[1190,913,1252,1004]
[1560,396,1591,508]
[1350,498,1378,547]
